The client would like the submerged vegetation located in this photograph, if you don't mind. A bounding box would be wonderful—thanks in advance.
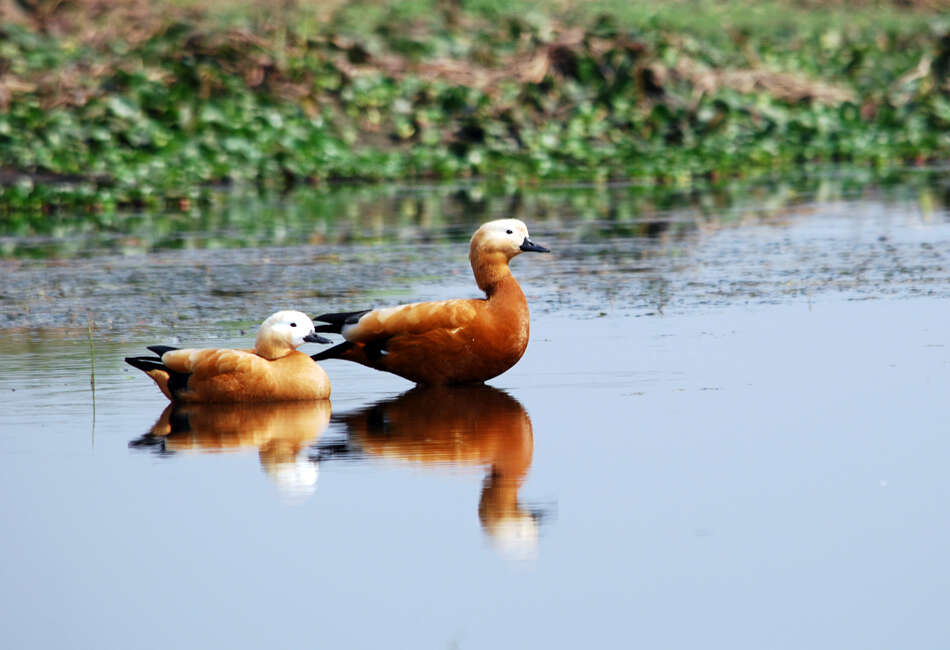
[1,0,950,213]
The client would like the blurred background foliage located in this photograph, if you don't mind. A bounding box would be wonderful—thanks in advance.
[1,0,949,216]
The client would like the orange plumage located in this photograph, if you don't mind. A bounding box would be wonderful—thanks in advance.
[313,219,549,385]
[126,310,332,402]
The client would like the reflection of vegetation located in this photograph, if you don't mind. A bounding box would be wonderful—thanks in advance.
[1,1,950,213]
[2,169,947,258]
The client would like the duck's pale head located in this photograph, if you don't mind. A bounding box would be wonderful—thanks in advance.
[255,310,330,360]
[470,218,549,262]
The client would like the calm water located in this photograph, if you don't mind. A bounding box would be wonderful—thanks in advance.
[2,177,950,649]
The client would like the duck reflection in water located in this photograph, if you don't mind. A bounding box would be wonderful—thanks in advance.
[130,401,331,499]
[316,385,546,558]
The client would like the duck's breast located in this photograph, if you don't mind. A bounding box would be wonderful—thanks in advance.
[268,352,331,400]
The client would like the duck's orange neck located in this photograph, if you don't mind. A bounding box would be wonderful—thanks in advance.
[471,251,518,297]
[254,331,293,360]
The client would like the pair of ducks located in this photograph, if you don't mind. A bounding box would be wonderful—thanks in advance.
[126,219,550,401]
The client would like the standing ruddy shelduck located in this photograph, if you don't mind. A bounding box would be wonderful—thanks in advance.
[125,310,333,402]
[312,219,549,385]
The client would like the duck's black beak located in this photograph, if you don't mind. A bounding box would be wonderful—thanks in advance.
[520,237,550,253]
[304,332,333,344]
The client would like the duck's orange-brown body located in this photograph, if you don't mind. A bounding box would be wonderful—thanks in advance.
[147,349,331,403]
[334,276,529,385]
[315,219,547,385]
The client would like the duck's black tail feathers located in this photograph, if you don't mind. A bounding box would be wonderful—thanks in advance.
[312,310,371,334]
[312,341,355,362]
[147,345,179,357]
[125,355,169,374]
[124,353,191,398]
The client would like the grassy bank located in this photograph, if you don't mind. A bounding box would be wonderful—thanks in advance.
[1,0,949,213]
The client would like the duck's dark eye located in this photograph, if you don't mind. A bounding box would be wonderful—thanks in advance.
[506,229,513,234]
[290,322,297,327]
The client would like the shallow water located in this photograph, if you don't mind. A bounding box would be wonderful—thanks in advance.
[2,177,950,649]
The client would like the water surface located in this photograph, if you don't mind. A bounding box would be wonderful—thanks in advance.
[2,176,949,649]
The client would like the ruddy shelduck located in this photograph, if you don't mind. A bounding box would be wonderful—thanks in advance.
[312,218,549,385]
[125,310,332,402]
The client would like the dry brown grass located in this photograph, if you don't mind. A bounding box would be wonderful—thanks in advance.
[0,0,920,111]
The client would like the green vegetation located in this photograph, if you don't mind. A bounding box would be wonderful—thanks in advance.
[1,0,949,214]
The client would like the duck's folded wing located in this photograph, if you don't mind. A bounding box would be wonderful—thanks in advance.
[161,348,264,376]
[342,299,481,343]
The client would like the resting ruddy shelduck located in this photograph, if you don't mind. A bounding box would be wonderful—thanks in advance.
[312,219,549,385]
[125,310,332,402]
